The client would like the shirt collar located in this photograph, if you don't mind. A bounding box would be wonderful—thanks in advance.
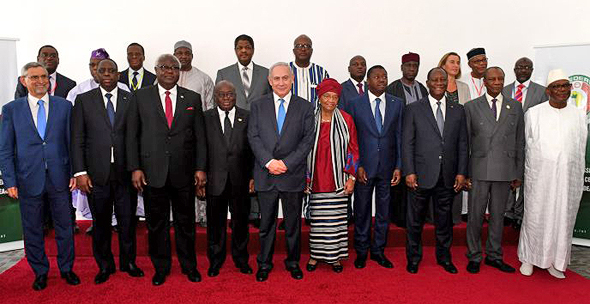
[217,106,236,116]
[367,90,385,103]
[238,61,254,71]
[485,92,503,103]
[28,93,49,106]
[273,92,291,103]
[158,84,177,95]
[516,79,530,88]
[130,67,144,75]
[350,78,363,87]
[99,86,117,99]
[49,71,57,80]
[428,95,446,107]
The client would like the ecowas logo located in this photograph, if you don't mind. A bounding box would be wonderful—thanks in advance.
[569,75,590,116]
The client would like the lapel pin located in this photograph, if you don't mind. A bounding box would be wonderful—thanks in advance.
[180,95,184,99]
[238,118,243,122]
[506,105,510,109]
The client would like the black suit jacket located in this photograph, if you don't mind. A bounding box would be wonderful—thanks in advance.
[71,88,131,185]
[15,72,76,99]
[338,79,366,111]
[386,79,428,105]
[204,106,253,196]
[247,94,314,192]
[126,85,207,188]
[402,97,468,189]
[119,68,157,91]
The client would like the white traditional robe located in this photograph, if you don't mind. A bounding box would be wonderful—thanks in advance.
[518,102,587,271]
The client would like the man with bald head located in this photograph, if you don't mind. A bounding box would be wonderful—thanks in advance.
[126,54,207,286]
[203,81,254,277]
[71,59,143,284]
[289,34,330,107]
[464,67,524,274]
[339,55,367,111]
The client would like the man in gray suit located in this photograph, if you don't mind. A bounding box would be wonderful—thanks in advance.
[464,67,524,274]
[501,57,548,228]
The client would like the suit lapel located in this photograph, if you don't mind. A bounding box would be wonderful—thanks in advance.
[279,96,297,137]
[232,108,246,145]
[476,96,497,126]
[264,96,279,138]
[361,94,379,136]
[381,96,395,135]
[421,99,442,138]
[493,97,512,134]
[249,64,262,95]
[44,96,57,139]
[171,88,186,129]
[152,86,169,128]
[232,64,247,99]
[92,89,112,129]
[115,89,128,129]
[443,102,457,139]
[21,98,41,140]
[210,108,228,148]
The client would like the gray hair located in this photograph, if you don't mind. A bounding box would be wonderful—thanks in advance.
[155,54,181,68]
[214,80,236,93]
[21,62,47,77]
[268,62,293,77]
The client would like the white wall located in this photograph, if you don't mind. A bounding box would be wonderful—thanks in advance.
[1,0,589,99]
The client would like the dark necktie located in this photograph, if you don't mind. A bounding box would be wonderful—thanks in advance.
[436,101,444,136]
[374,98,382,133]
[132,71,139,91]
[165,91,173,128]
[491,98,498,121]
[105,93,115,126]
[224,110,232,145]
[357,82,364,95]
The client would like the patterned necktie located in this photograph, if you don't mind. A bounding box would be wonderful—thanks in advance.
[515,83,524,103]
[491,98,498,120]
[374,98,382,133]
[277,98,286,135]
[357,82,364,95]
[242,67,250,97]
[436,101,444,136]
[48,75,54,96]
[165,91,173,128]
[132,71,139,91]
[37,100,46,139]
[105,93,115,126]
[224,110,232,145]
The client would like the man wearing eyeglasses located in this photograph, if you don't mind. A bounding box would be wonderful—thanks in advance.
[15,45,77,99]
[289,34,330,108]
[126,54,207,286]
[465,48,488,99]
[518,69,586,279]
[502,57,549,229]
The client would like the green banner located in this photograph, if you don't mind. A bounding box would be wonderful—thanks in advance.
[0,171,23,244]
[573,74,590,239]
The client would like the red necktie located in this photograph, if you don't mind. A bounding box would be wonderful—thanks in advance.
[165,91,173,127]
[357,82,364,95]
[515,84,524,103]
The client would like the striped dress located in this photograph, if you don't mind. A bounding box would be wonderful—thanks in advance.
[290,62,329,108]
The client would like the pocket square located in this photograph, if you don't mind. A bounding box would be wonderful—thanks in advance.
[186,107,194,110]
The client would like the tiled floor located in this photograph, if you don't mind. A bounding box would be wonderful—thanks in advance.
[1,246,589,278]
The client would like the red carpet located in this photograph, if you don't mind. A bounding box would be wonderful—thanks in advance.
[1,246,588,304]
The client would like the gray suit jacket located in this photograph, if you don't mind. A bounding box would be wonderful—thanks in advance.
[464,94,525,182]
[215,62,272,110]
[456,80,472,105]
[502,81,548,112]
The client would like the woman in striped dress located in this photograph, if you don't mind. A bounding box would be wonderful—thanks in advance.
[305,78,359,273]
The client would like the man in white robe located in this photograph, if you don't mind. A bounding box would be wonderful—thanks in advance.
[518,69,587,279]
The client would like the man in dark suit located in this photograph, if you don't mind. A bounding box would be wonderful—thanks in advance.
[14,45,76,99]
[339,55,367,111]
[0,62,79,290]
[501,57,548,228]
[126,54,207,286]
[71,59,144,284]
[247,62,314,282]
[464,67,524,274]
[403,68,468,274]
[346,65,403,269]
[119,43,157,92]
[203,80,254,277]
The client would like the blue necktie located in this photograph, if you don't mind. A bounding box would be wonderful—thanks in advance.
[106,93,115,126]
[37,100,46,139]
[277,98,286,135]
[374,98,382,133]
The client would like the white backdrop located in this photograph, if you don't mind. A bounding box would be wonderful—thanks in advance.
[1,0,590,97]
[0,38,18,107]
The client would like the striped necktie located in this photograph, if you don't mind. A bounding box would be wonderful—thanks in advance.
[515,83,524,103]
[242,67,250,97]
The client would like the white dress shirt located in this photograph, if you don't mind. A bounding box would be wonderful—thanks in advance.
[485,92,503,121]
[428,95,446,120]
[238,62,253,83]
[350,78,364,94]
[273,92,291,120]
[158,84,178,115]
[67,78,129,104]
[28,93,49,128]
[367,90,386,125]
[217,106,235,133]
[128,67,145,89]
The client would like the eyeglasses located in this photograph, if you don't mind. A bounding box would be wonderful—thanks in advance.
[515,66,533,71]
[27,75,48,81]
[294,44,312,50]
[549,83,572,90]
[156,65,180,71]
[216,92,236,99]
[471,57,488,64]
[39,53,57,58]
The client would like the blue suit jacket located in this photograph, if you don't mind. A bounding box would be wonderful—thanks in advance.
[339,79,366,112]
[346,92,403,179]
[0,96,72,197]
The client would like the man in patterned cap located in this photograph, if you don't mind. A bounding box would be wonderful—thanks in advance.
[465,48,488,99]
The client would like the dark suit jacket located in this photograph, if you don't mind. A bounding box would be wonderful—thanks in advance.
[119,68,157,91]
[339,79,366,112]
[346,93,403,179]
[14,72,76,99]
[464,94,525,181]
[402,97,469,189]
[0,96,72,197]
[204,106,253,196]
[247,93,314,192]
[71,88,132,186]
[385,79,429,105]
[215,63,272,110]
[502,81,548,112]
[126,85,207,188]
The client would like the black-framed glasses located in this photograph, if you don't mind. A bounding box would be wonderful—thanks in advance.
[39,53,57,58]
[156,65,180,71]
[294,44,312,50]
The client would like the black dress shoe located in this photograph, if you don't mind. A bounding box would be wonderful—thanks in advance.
[250,218,261,228]
[438,261,458,274]
[512,219,522,230]
[354,254,367,269]
[406,262,419,274]
[60,271,81,285]
[94,268,115,284]
[370,253,394,268]
[484,258,516,273]
[287,266,303,280]
[120,263,144,277]
[152,272,166,286]
[306,260,318,272]
[207,267,220,277]
[466,261,480,274]
[32,274,47,291]
[73,224,80,234]
[256,268,270,282]
[186,269,202,282]
[112,225,120,233]
[332,263,343,273]
[238,264,253,274]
